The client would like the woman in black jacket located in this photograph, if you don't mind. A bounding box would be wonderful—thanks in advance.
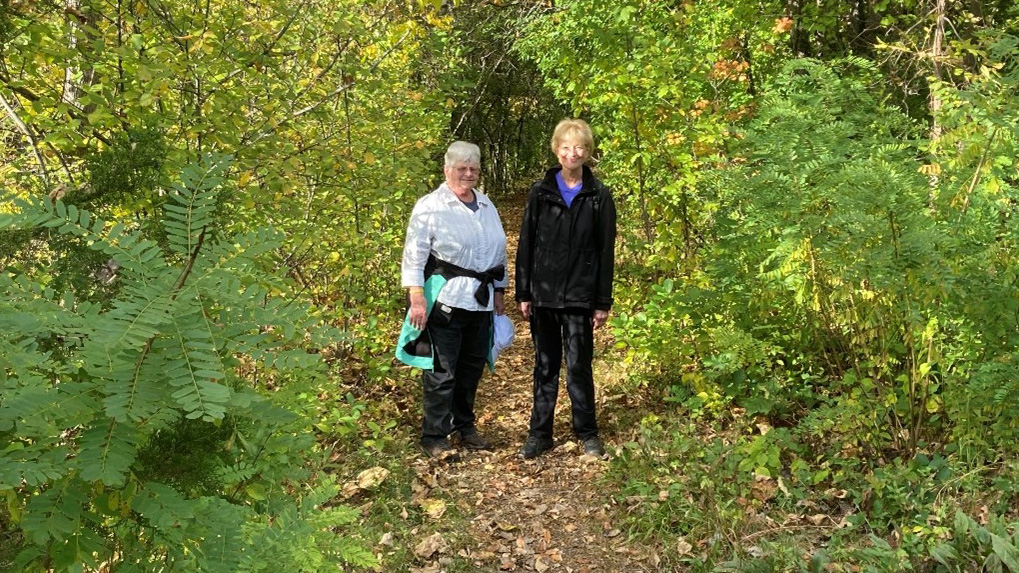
[515,119,617,459]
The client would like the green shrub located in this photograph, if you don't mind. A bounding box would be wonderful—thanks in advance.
[0,156,375,571]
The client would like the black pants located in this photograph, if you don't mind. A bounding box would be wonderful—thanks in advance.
[421,304,491,444]
[528,307,598,440]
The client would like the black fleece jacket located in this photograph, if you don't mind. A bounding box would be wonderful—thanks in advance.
[515,165,617,311]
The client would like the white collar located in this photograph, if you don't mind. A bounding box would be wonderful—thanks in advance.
[439,183,487,207]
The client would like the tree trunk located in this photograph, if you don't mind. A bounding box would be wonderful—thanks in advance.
[787,0,811,57]
[850,0,877,56]
[62,0,97,111]
[929,0,946,141]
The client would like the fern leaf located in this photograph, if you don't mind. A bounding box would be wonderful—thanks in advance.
[77,419,139,487]
[20,479,89,544]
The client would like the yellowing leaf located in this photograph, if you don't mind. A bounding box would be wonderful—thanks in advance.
[355,466,389,489]
[419,498,446,519]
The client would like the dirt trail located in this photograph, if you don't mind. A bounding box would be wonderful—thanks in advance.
[404,191,659,572]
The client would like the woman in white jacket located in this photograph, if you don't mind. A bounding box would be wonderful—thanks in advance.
[400,141,508,460]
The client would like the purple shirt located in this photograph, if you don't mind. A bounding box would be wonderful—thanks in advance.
[555,171,583,208]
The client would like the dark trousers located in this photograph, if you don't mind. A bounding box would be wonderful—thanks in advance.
[421,304,491,444]
[528,307,598,440]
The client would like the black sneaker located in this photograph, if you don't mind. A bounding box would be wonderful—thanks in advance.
[455,429,493,451]
[582,436,605,456]
[521,436,554,459]
[421,439,460,462]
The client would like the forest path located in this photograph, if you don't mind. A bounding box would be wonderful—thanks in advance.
[403,190,659,573]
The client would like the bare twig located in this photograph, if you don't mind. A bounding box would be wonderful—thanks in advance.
[240,29,413,149]
[959,126,999,217]
[0,91,51,187]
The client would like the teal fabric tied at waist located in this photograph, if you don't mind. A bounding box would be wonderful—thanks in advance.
[395,274,496,372]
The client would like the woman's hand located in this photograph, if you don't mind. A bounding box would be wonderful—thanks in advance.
[518,301,531,320]
[593,309,609,329]
[494,291,506,315]
[409,291,428,330]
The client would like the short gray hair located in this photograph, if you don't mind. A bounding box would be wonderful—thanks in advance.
[444,141,481,167]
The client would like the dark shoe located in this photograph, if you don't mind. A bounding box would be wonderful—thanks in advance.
[455,429,492,451]
[582,436,605,456]
[521,436,554,459]
[421,439,460,462]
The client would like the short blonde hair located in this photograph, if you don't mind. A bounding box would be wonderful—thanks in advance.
[550,119,594,158]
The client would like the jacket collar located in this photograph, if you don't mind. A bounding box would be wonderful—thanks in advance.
[537,164,598,197]
[438,183,489,207]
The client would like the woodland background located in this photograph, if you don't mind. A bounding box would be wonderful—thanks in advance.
[1,0,1018,571]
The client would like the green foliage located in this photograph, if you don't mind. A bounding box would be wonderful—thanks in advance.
[607,37,1019,569]
[445,2,570,192]
[517,0,788,264]
[85,125,167,209]
[930,511,1019,572]
[616,55,1019,459]
[0,156,374,571]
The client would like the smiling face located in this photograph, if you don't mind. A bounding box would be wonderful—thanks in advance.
[556,137,587,172]
[444,162,480,196]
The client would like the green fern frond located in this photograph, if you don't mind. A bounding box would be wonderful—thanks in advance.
[0,382,97,438]
[0,445,73,488]
[20,479,90,544]
[163,156,230,258]
[101,349,173,424]
[77,419,140,487]
[3,155,339,571]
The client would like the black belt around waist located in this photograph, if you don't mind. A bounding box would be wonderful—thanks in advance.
[424,254,505,307]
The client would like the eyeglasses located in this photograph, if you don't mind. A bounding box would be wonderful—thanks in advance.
[453,165,481,175]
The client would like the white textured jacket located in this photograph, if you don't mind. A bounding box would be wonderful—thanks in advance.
[401,183,508,311]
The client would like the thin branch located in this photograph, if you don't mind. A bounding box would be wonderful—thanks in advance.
[132,226,207,385]
[213,0,311,90]
[0,91,51,187]
[959,126,999,217]
[0,74,114,146]
[240,29,413,149]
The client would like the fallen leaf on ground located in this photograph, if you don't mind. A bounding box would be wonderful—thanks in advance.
[420,498,447,519]
[677,538,693,555]
[356,466,390,489]
[413,532,448,559]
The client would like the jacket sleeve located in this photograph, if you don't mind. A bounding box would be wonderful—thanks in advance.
[401,197,431,288]
[595,188,617,311]
[514,186,539,302]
